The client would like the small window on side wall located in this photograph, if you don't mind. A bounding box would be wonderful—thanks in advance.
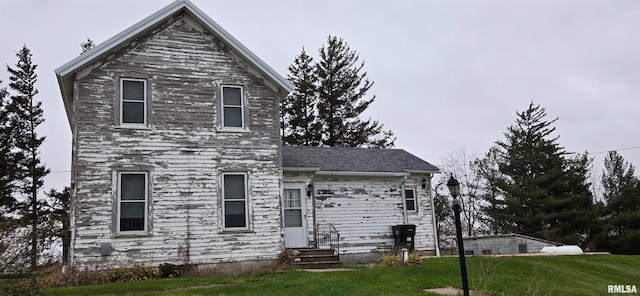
[221,86,244,128]
[117,172,148,233]
[405,189,417,211]
[120,78,146,125]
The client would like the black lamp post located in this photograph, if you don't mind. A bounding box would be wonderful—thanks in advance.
[447,174,469,296]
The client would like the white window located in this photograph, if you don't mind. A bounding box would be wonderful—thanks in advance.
[120,78,146,125]
[221,86,244,128]
[405,189,416,212]
[222,173,248,229]
[117,172,148,233]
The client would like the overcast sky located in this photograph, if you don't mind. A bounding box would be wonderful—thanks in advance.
[1,0,639,195]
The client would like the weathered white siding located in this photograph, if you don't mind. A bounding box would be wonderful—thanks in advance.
[315,175,438,254]
[71,13,283,268]
[405,175,438,253]
[282,172,438,255]
[314,176,404,254]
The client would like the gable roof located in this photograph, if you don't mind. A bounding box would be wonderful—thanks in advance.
[282,146,439,174]
[55,0,293,126]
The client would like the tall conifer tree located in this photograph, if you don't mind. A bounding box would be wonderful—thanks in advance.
[316,36,394,148]
[282,48,321,146]
[493,102,594,245]
[475,147,510,235]
[600,151,640,254]
[282,36,395,148]
[0,80,14,217]
[7,45,49,271]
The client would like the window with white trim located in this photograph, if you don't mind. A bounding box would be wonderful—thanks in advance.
[117,172,148,233]
[405,189,417,212]
[120,78,146,125]
[221,86,244,128]
[222,173,248,229]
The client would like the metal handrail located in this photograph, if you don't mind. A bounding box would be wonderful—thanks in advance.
[316,223,340,255]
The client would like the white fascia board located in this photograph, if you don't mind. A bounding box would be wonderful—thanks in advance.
[314,171,409,177]
[405,169,439,175]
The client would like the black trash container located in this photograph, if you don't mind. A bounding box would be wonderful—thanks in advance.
[392,224,416,252]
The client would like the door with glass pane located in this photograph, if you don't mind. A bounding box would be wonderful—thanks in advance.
[284,185,307,248]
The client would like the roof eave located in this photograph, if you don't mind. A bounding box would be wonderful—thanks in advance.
[314,171,410,177]
[405,169,440,174]
[282,167,320,172]
[56,74,73,128]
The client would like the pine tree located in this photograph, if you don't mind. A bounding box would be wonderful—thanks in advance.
[494,102,594,245]
[46,187,71,263]
[7,45,50,271]
[475,147,510,234]
[600,151,640,254]
[283,35,394,148]
[0,80,14,218]
[282,48,321,146]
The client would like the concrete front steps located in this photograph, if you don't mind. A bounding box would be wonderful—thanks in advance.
[289,248,341,269]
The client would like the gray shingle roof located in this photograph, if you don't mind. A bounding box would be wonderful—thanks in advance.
[282,146,439,173]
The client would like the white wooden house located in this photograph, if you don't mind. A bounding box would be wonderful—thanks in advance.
[55,0,439,270]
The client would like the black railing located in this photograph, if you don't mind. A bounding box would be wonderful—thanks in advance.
[316,223,340,255]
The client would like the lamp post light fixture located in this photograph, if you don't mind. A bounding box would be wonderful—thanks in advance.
[446,174,470,296]
[306,183,314,197]
[421,177,428,189]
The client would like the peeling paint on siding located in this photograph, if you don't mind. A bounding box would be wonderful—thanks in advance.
[71,14,283,268]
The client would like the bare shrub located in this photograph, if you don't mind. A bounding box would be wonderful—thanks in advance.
[272,249,300,270]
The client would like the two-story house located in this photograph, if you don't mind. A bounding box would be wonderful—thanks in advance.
[55,0,439,271]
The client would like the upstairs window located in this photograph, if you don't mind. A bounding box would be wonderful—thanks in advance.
[405,189,417,211]
[121,78,146,125]
[117,172,148,233]
[222,173,248,229]
[221,86,244,128]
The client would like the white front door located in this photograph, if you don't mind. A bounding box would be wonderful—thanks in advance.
[284,185,307,248]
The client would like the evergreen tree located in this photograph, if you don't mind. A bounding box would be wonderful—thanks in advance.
[550,153,596,245]
[493,102,594,245]
[7,45,50,271]
[475,147,510,235]
[0,80,14,218]
[316,36,395,148]
[282,48,321,146]
[600,151,640,254]
[46,187,71,264]
[282,36,395,148]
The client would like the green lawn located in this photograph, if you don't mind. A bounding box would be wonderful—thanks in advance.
[40,254,639,296]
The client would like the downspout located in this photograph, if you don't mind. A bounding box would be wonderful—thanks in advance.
[401,175,408,224]
[311,173,317,248]
[428,174,440,256]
